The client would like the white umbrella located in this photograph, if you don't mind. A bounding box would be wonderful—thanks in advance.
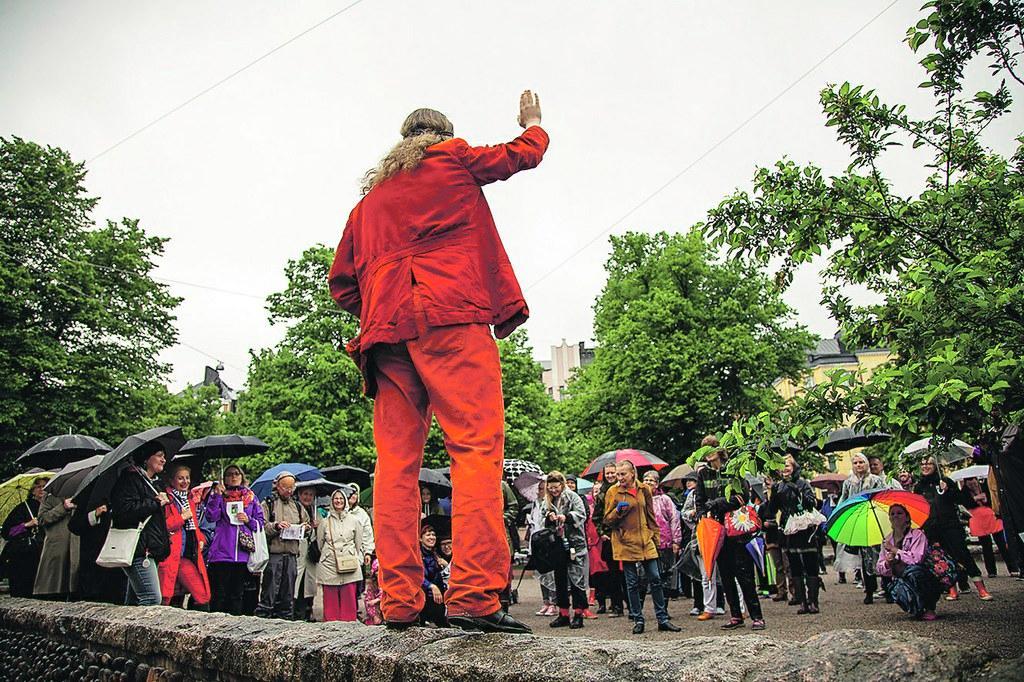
[949,465,989,482]
[902,437,973,464]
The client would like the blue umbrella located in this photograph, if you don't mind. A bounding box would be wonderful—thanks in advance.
[251,463,322,500]
[745,535,767,574]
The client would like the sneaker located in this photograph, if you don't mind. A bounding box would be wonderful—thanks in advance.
[697,611,715,621]
[921,611,938,621]
[535,604,551,616]
[688,607,701,616]
[720,618,744,630]
[569,613,584,629]
[582,609,599,619]
[978,587,994,601]
[546,604,559,616]
[945,588,959,601]
[715,607,725,615]
[549,614,570,628]
[751,619,766,630]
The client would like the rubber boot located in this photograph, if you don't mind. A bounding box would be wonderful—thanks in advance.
[974,580,993,601]
[863,574,877,605]
[792,577,810,614]
[806,576,820,614]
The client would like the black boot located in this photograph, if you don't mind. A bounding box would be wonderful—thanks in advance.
[863,575,877,605]
[792,577,809,614]
[806,576,820,614]
[549,614,571,628]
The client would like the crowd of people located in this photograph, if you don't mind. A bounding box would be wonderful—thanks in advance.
[2,425,1021,634]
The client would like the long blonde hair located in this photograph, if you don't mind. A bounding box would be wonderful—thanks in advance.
[361,108,454,194]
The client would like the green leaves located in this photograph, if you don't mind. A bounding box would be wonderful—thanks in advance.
[561,230,814,465]
[0,137,184,475]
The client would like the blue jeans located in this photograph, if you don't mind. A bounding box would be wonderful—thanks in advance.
[623,558,669,625]
[124,556,161,606]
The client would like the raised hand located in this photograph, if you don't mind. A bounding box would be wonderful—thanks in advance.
[518,90,542,129]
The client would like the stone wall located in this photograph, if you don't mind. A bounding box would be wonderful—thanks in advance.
[0,598,1019,681]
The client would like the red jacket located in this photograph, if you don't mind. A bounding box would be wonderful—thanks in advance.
[158,489,210,602]
[329,126,550,396]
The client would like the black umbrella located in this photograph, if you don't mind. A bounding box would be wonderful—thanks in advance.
[295,477,344,498]
[423,514,451,539]
[320,464,372,490]
[44,454,105,498]
[17,434,112,470]
[72,426,185,506]
[812,427,891,454]
[175,434,269,472]
[419,467,452,498]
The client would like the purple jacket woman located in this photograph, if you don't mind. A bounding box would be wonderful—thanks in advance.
[203,464,264,615]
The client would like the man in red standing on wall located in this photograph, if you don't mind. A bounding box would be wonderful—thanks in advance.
[328,91,547,633]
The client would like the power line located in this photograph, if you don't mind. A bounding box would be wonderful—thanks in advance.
[175,340,246,373]
[86,0,368,164]
[523,0,901,292]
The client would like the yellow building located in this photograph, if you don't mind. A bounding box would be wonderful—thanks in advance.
[774,336,893,474]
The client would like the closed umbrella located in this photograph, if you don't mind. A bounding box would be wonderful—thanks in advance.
[581,449,668,479]
[43,454,105,498]
[71,426,185,507]
[696,517,725,578]
[16,434,111,470]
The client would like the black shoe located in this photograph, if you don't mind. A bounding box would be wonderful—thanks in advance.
[384,620,416,631]
[658,621,681,632]
[609,608,624,618]
[549,614,570,628]
[632,621,645,635]
[863,593,874,605]
[449,610,532,635]
[569,614,584,629]
[595,605,607,614]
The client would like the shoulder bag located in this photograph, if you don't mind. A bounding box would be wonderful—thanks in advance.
[328,517,360,574]
[97,473,161,569]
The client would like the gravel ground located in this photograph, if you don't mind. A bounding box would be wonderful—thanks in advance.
[508,568,1024,659]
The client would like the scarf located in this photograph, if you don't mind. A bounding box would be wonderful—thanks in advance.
[171,488,196,530]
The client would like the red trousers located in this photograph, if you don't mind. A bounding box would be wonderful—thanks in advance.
[162,558,210,606]
[372,320,508,622]
[322,583,358,622]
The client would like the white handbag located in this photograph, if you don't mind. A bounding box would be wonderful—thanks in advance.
[96,517,150,569]
[96,472,159,569]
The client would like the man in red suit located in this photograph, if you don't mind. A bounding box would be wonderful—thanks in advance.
[329,91,547,633]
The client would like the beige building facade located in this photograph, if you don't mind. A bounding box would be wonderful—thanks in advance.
[541,339,595,401]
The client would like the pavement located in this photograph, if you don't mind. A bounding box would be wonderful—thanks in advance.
[508,567,1024,659]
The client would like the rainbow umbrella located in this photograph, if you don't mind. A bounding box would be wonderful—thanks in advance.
[825,489,930,547]
[696,517,725,577]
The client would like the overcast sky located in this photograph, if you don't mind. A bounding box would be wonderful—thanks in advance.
[3,1,1020,391]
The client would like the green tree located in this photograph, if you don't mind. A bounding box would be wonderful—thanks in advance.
[561,230,815,466]
[0,137,182,473]
[695,1,1024,477]
[229,246,375,474]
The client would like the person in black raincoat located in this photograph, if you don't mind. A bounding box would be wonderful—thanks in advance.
[914,457,992,600]
[763,456,821,613]
[0,477,47,597]
[109,442,172,605]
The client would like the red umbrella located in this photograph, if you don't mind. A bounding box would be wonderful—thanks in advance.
[696,517,725,577]
[580,449,668,479]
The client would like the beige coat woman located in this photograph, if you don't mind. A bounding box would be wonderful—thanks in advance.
[602,483,660,562]
[32,493,80,596]
[316,505,364,587]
